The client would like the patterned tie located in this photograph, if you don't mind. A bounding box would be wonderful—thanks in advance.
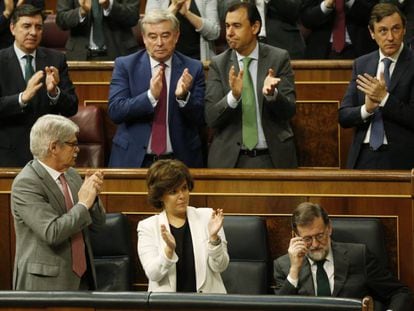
[151,63,167,155]
[316,260,331,296]
[242,57,258,150]
[332,0,345,53]
[24,55,34,84]
[92,0,105,49]
[369,58,392,151]
[59,174,87,278]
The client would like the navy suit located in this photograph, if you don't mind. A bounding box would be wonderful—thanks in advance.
[108,50,205,168]
[339,46,414,169]
[274,241,413,310]
[0,46,78,167]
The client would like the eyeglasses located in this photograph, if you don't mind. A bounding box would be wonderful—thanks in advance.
[63,141,79,148]
[300,228,328,245]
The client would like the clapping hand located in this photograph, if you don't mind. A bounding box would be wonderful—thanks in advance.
[161,224,176,259]
[208,208,224,241]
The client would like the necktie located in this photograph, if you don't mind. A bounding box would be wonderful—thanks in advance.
[92,0,105,49]
[332,0,345,53]
[241,57,258,150]
[151,63,167,155]
[24,54,34,84]
[369,58,392,151]
[59,174,87,278]
[316,260,331,296]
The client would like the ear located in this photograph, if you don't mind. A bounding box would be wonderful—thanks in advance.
[252,20,260,36]
[10,23,15,36]
[327,222,333,236]
[368,25,375,40]
[49,141,59,156]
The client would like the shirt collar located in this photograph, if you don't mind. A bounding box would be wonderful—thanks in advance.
[37,159,64,182]
[236,41,259,63]
[379,43,404,63]
[149,55,172,69]
[13,42,36,60]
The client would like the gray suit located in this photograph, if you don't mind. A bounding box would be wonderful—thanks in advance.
[205,43,298,168]
[56,0,139,61]
[274,241,413,310]
[11,159,106,290]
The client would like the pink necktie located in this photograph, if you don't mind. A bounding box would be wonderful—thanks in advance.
[332,0,345,53]
[59,174,87,278]
[151,63,167,155]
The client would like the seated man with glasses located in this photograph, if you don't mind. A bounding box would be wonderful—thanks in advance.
[273,202,413,310]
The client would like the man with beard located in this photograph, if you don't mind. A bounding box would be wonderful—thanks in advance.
[273,202,413,310]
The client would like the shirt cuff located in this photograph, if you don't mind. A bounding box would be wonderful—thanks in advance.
[321,2,333,14]
[147,90,157,107]
[176,91,190,108]
[227,91,240,109]
[47,86,61,104]
[287,274,299,288]
[361,104,373,120]
[103,0,113,16]
[19,92,28,108]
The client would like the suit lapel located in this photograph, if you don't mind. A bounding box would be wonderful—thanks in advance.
[299,260,316,295]
[256,43,267,114]
[388,46,411,92]
[31,159,67,214]
[8,47,26,90]
[332,242,349,296]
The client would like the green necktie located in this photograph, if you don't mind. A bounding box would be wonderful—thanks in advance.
[24,54,34,84]
[241,57,258,150]
[316,260,331,296]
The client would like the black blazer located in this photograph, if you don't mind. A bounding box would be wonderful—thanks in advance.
[301,0,378,59]
[339,46,414,169]
[274,241,413,310]
[0,46,78,166]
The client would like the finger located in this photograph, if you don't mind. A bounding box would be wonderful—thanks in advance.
[267,68,275,77]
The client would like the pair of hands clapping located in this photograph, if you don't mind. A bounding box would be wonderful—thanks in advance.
[229,66,281,99]
[162,208,224,259]
[22,66,60,103]
[150,66,193,100]
[78,170,104,209]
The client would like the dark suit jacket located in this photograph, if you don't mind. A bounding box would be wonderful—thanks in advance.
[205,43,298,168]
[0,46,78,167]
[338,46,414,169]
[108,50,205,168]
[301,0,378,59]
[56,0,139,60]
[274,241,413,311]
[266,0,305,59]
[11,159,106,290]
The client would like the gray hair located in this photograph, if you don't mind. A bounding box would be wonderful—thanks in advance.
[30,114,79,160]
[140,9,180,35]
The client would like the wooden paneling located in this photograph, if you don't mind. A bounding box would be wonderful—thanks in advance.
[1,168,413,292]
[68,60,354,168]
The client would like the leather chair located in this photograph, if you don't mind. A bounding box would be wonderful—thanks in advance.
[41,14,69,51]
[69,105,105,167]
[88,213,134,291]
[221,216,270,294]
[331,217,388,268]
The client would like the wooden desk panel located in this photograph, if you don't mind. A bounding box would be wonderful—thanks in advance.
[1,169,412,292]
[68,61,354,168]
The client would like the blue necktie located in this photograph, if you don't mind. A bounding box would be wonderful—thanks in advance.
[369,58,392,151]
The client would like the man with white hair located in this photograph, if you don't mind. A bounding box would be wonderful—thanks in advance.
[11,114,105,290]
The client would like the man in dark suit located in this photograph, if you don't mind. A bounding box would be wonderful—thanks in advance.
[339,3,414,169]
[0,0,44,50]
[274,202,413,310]
[205,2,297,168]
[0,4,78,167]
[56,0,139,60]
[107,9,205,168]
[301,0,378,59]
[12,114,106,290]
